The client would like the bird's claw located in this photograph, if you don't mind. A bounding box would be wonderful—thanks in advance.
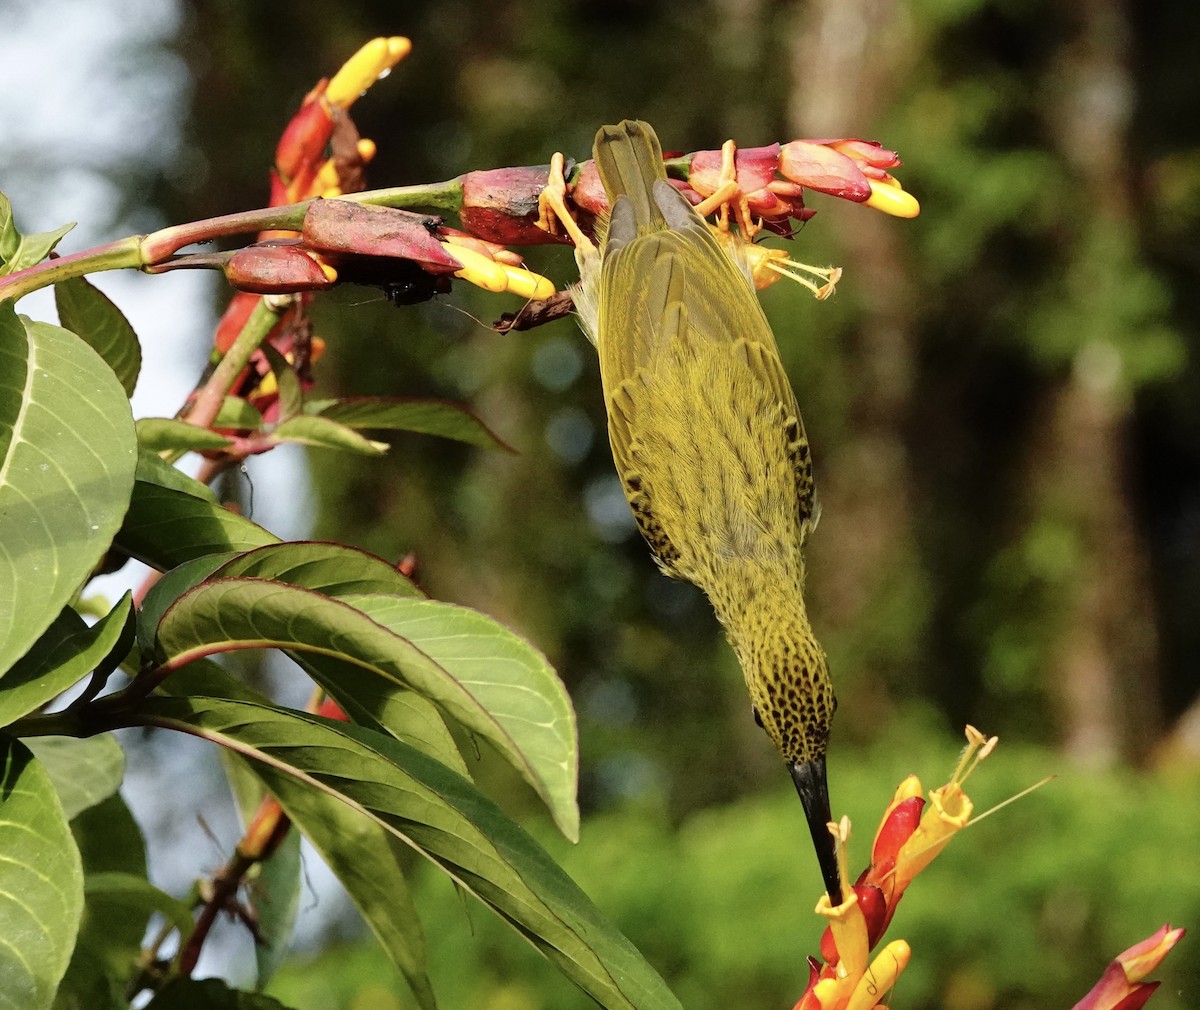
[692,139,762,238]
[537,151,592,251]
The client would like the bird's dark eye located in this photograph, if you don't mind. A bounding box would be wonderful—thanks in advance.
[752,706,764,729]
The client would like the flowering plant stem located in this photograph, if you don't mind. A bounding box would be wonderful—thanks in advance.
[0,179,465,302]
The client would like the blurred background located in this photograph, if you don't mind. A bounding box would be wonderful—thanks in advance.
[3,0,1199,1007]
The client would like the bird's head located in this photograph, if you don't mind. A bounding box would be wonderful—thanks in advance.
[740,616,840,903]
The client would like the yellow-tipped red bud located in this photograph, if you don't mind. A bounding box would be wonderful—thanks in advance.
[326,37,411,109]
[225,245,337,294]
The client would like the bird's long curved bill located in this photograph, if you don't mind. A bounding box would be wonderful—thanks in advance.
[790,756,842,904]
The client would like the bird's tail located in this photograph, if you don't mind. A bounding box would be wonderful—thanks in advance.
[592,120,667,230]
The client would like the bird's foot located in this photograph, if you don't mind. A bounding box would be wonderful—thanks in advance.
[537,152,593,252]
[692,139,761,238]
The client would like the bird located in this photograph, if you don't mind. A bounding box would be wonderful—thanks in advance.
[539,120,841,904]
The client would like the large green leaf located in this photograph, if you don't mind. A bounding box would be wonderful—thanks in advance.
[0,736,84,1010]
[26,734,125,819]
[155,579,577,839]
[210,541,423,599]
[53,276,141,397]
[0,593,133,726]
[256,759,436,1008]
[293,653,471,778]
[307,397,513,452]
[135,697,681,1010]
[115,450,278,570]
[137,555,236,652]
[0,303,137,677]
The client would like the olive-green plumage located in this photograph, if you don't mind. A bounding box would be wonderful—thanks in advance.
[572,121,840,900]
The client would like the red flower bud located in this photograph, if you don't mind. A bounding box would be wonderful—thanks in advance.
[275,87,334,183]
[225,243,337,294]
[302,200,461,270]
[779,141,873,201]
[459,166,576,246]
[688,143,781,201]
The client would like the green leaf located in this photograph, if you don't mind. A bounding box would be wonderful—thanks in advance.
[0,593,134,726]
[308,397,514,452]
[156,579,578,840]
[0,193,73,278]
[71,792,146,877]
[249,827,301,991]
[0,305,137,678]
[210,541,423,598]
[348,593,575,832]
[257,767,435,1007]
[0,193,17,264]
[272,415,388,456]
[259,343,304,422]
[59,796,150,1010]
[26,734,125,819]
[145,976,294,1009]
[116,450,278,570]
[137,554,236,652]
[0,736,84,1010]
[53,276,141,397]
[293,653,471,779]
[83,872,194,940]
[136,417,233,453]
[214,397,266,430]
[137,697,680,1010]
[134,447,217,499]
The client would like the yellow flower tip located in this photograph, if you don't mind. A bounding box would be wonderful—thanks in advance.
[326,36,412,109]
[443,240,555,299]
[817,886,870,982]
[1120,924,1186,981]
[317,261,338,284]
[811,977,841,1010]
[356,138,378,162]
[864,178,920,218]
[505,266,556,301]
[845,940,911,1010]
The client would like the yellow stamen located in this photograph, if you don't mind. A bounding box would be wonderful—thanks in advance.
[760,252,843,300]
[863,178,920,218]
[326,37,412,109]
